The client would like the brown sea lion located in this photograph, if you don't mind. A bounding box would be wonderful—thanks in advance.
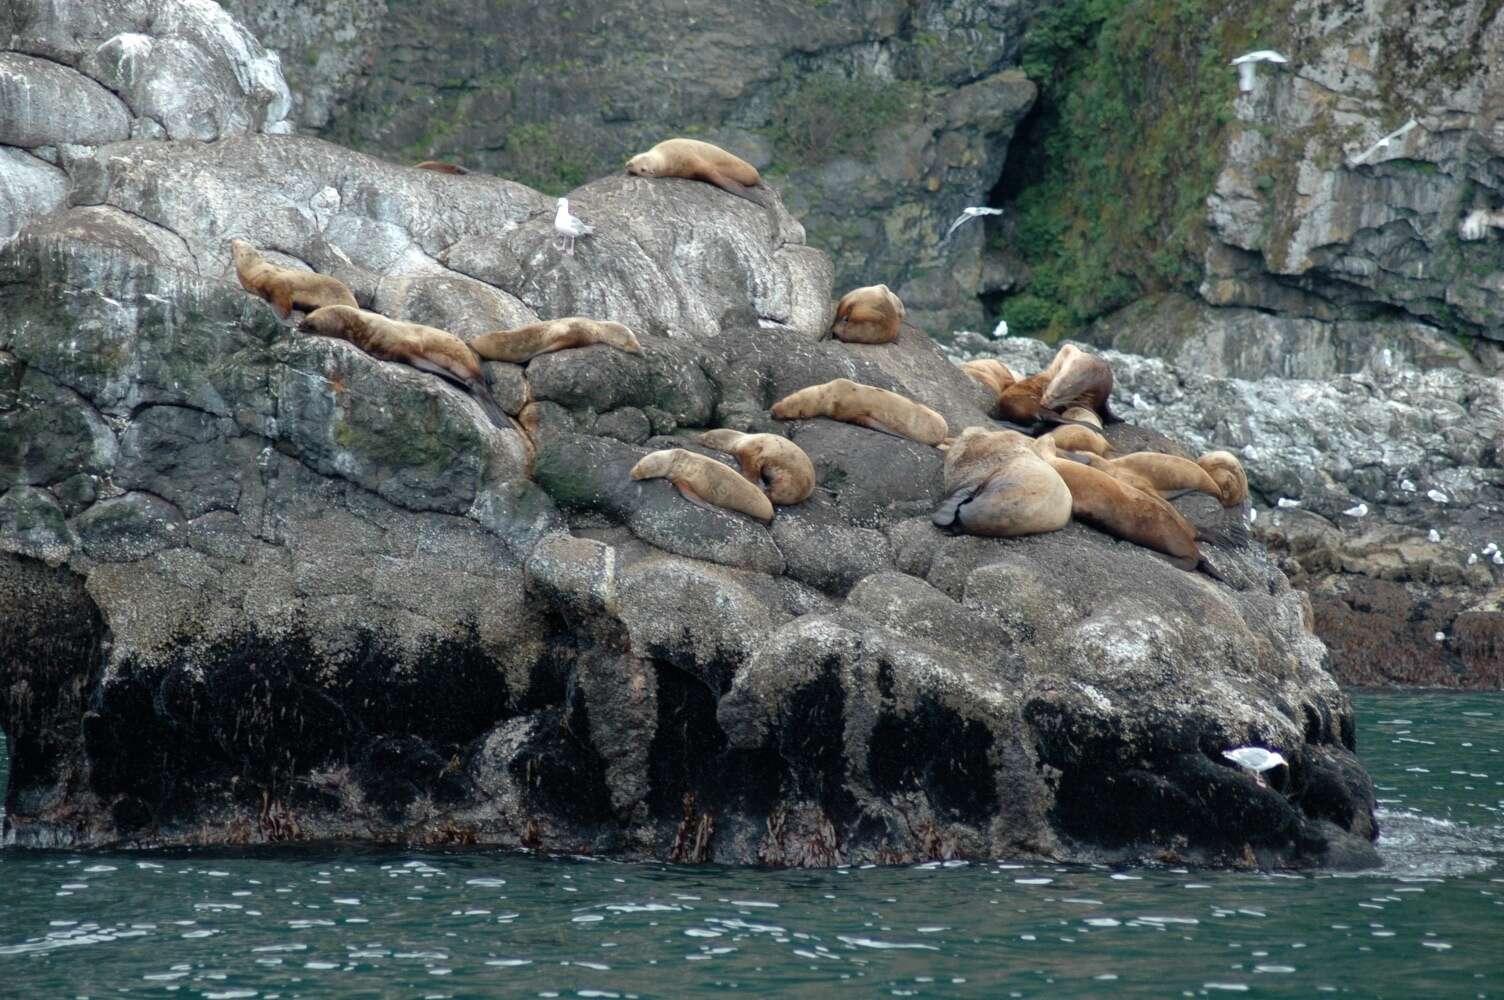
[959,359,1018,402]
[1197,450,1250,506]
[1090,452,1225,504]
[414,160,469,175]
[630,448,774,523]
[995,371,1054,424]
[1033,436,1207,572]
[298,305,511,431]
[698,429,816,505]
[770,378,948,446]
[1060,405,1102,429]
[1046,423,1113,457]
[626,138,767,206]
[830,284,905,344]
[1039,344,1120,424]
[471,317,643,364]
[933,427,1072,537]
[230,239,358,319]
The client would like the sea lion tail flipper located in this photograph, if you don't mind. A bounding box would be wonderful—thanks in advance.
[933,481,984,528]
[1196,557,1230,584]
[1195,507,1251,550]
[468,379,513,432]
[1100,398,1125,425]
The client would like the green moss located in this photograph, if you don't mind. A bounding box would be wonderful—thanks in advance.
[994,0,1293,334]
[768,74,925,166]
[503,122,591,196]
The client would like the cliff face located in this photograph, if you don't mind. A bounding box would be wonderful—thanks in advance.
[221,0,1037,337]
[0,1,1377,867]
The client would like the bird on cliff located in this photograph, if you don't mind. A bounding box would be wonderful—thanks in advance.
[1223,746,1288,787]
[942,206,1004,245]
[554,197,593,256]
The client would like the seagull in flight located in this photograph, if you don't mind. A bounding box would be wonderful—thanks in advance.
[554,197,593,256]
[943,206,1004,243]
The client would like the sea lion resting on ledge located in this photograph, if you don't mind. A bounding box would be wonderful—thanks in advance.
[470,317,642,364]
[1039,344,1120,424]
[230,239,358,319]
[770,378,948,446]
[831,284,905,344]
[630,448,774,523]
[933,428,1071,538]
[1084,452,1227,505]
[698,430,816,505]
[959,359,1017,401]
[298,305,512,431]
[1032,436,1216,575]
[414,160,469,175]
[1197,450,1249,506]
[626,138,769,206]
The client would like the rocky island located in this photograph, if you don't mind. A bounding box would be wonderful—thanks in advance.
[1,0,1451,870]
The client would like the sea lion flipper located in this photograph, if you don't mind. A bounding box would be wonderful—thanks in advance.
[712,173,769,207]
[933,481,984,528]
[468,380,514,432]
[1194,508,1251,550]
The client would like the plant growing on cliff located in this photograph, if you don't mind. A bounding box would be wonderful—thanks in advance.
[994,0,1290,338]
[769,74,923,166]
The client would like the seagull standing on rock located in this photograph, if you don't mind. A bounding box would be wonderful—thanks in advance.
[554,197,593,256]
[1223,747,1288,787]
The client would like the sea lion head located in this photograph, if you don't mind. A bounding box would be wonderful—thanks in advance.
[630,449,680,481]
[600,320,644,354]
[625,151,661,177]
[298,304,359,337]
[228,238,260,269]
[698,429,746,452]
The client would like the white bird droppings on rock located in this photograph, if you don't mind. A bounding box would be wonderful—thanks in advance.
[1434,631,1445,642]
[1277,497,1301,509]
[1400,479,1416,492]
[1426,489,1449,503]
[1427,529,1440,542]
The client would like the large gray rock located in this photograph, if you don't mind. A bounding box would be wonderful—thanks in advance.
[0,19,1376,869]
[969,333,1504,690]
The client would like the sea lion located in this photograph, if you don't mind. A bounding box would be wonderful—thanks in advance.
[1039,344,1120,424]
[1089,452,1225,504]
[698,429,815,505]
[770,378,948,446]
[830,284,905,344]
[933,427,1071,537]
[414,160,469,175]
[630,448,774,523]
[1198,450,1250,506]
[1032,436,1207,572]
[959,359,1017,401]
[1046,423,1113,457]
[230,239,358,319]
[625,138,767,206]
[471,317,642,364]
[298,305,511,430]
[1060,405,1102,429]
[995,371,1054,424]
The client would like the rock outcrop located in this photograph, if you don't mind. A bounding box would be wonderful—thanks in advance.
[0,2,1377,868]
[965,332,1504,690]
[218,0,1037,335]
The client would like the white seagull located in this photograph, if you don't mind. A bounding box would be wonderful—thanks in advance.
[1223,746,1288,787]
[1230,50,1288,93]
[554,197,593,256]
[943,206,1004,243]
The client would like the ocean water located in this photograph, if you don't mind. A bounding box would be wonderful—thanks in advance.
[1,691,1500,998]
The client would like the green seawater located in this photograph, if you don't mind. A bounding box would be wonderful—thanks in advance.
[1,692,1500,998]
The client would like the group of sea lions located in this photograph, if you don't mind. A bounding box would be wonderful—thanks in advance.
[230,135,1248,578]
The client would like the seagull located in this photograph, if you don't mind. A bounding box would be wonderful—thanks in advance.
[1223,746,1288,787]
[1276,497,1301,509]
[1230,50,1288,93]
[554,197,593,256]
[1428,529,1441,542]
[943,206,1004,243]
[1427,489,1449,503]
[1342,502,1368,517]
[991,318,1009,339]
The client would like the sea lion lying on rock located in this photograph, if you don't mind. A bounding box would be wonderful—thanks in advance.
[933,427,1071,537]
[830,284,905,344]
[1039,344,1120,424]
[771,378,948,446]
[1198,451,1250,506]
[230,238,358,319]
[1033,436,1213,574]
[959,359,1017,405]
[1044,423,1113,457]
[698,430,815,505]
[414,160,469,174]
[626,138,768,206]
[1084,452,1226,504]
[630,448,774,523]
[471,317,643,364]
[298,305,512,431]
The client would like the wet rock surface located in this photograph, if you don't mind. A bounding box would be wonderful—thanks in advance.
[0,7,1377,868]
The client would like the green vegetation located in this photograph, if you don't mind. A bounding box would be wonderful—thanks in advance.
[504,122,591,195]
[768,74,924,167]
[994,0,1291,338]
